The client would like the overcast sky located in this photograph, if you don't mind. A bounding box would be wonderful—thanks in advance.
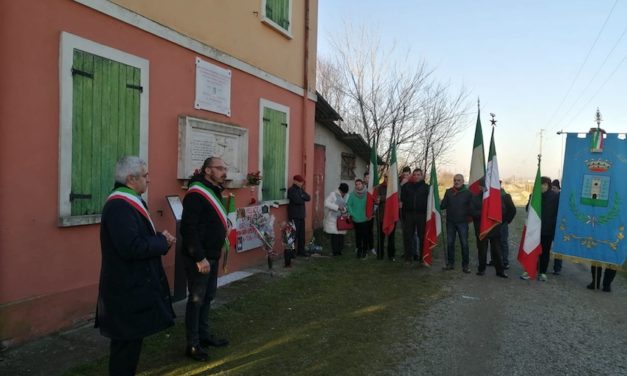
[317,0,627,181]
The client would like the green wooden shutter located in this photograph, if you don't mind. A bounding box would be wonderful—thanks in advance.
[266,0,289,30]
[70,49,141,216]
[262,107,287,201]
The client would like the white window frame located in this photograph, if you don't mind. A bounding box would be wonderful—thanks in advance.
[58,31,150,226]
[259,99,290,205]
[261,0,293,39]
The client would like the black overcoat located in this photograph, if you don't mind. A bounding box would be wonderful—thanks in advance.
[95,187,175,340]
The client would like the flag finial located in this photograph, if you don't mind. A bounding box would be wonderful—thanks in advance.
[477,97,480,110]
[595,107,603,130]
[489,113,497,127]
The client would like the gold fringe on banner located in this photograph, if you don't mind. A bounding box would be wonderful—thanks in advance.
[552,252,624,271]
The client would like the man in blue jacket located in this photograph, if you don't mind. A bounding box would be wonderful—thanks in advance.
[96,156,176,376]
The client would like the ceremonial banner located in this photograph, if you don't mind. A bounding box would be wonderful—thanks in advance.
[553,132,627,268]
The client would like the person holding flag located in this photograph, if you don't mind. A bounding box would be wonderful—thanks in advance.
[520,176,559,281]
[440,174,472,272]
[375,174,396,260]
[423,159,443,267]
[518,162,543,280]
[181,157,230,361]
[382,145,400,250]
[474,122,513,278]
[472,178,514,277]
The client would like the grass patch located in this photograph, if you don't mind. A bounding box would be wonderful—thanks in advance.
[65,229,452,375]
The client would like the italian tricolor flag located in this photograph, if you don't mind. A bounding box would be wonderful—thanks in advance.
[517,165,542,279]
[382,144,399,236]
[422,158,441,266]
[366,142,379,219]
[224,194,237,272]
[479,128,502,240]
[468,108,486,195]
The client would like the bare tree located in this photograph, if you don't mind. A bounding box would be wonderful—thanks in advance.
[318,22,469,171]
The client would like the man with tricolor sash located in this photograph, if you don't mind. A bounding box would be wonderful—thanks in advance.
[96,156,176,376]
[181,157,230,361]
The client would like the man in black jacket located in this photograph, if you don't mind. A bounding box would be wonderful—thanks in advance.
[96,156,176,376]
[472,179,514,278]
[181,157,230,361]
[288,174,311,257]
[440,174,472,272]
[400,169,429,262]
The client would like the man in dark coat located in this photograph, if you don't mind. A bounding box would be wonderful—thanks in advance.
[440,174,472,272]
[96,156,176,376]
[537,176,560,281]
[472,179,515,278]
[181,157,230,361]
[400,168,429,262]
[287,174,311,257]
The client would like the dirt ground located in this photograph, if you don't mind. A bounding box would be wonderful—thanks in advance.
[388,255,627,375]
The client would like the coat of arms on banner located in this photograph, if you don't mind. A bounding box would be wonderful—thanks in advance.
[553,131,626,268]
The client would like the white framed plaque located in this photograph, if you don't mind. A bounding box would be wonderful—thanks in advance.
[195,57,231,116]
[166,195,183,221]
[177,116,248,187]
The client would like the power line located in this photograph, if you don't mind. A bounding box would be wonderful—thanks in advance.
[551,21,627,132]
[544,0,618,130]
[563,49,627,129]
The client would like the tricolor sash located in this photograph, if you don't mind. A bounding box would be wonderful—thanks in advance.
[107,187,156,234]
[187,182,228,231]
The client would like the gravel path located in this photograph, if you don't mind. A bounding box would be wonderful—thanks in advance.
[390,258,627,376]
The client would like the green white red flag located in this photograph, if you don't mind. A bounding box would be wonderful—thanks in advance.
[468,108,486,195]
[366,142,379,219]
[517,165,542,279]
[382,144,399,235]
[422,158,441,266]
[224,194,237,272]
[479,128,502,239]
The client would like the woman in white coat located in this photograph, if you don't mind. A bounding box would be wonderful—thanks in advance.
[324,183,350,255]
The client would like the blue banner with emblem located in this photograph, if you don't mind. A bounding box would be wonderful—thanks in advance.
[553,132,627,268]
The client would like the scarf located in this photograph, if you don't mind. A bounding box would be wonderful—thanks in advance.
[352,185,367,199]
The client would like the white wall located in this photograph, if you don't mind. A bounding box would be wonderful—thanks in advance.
[314,122,368,198]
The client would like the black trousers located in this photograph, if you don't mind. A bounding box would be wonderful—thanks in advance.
[292,218,306,256]
[402,212,426,261]
[354,221,369,258]
[366,219,374,251]
[329,233,345,255]
[590,266,617,289]
[538,235,554,274]
[184,258,218,346]
[110,338,143,376]
[478,236,504,274]
[377,220,396,259]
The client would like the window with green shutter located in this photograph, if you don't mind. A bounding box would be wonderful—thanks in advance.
[70,50,142,216]
[264,0,291,33]
[59,32,149,226]
[261,106,288,202]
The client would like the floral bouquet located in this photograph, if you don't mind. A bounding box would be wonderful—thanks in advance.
[246,171,263,186]
[250,211,276,269]
[281,221,297,267]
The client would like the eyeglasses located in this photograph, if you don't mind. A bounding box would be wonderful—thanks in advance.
[209,166,228,171]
